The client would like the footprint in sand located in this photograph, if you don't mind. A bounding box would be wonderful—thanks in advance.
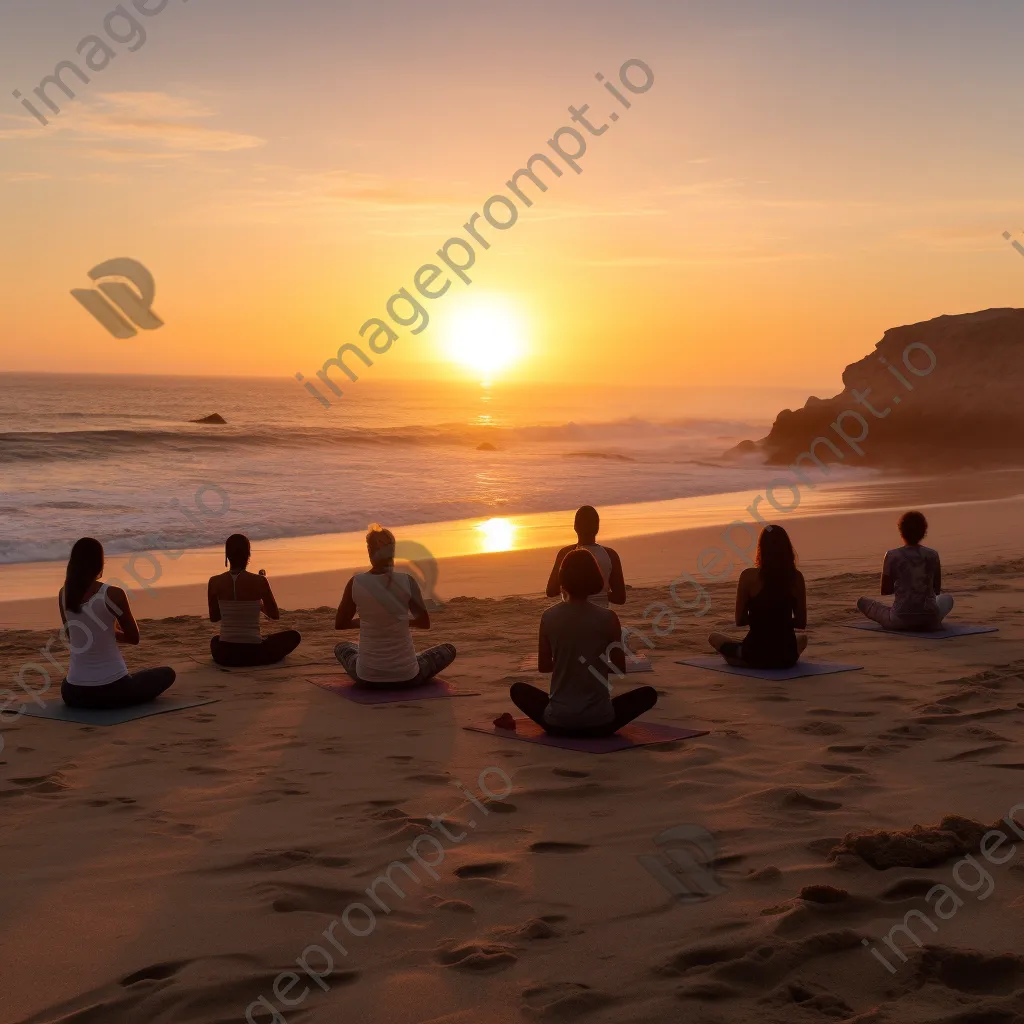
[553,768,589,778]
[10,772,70,795]
[257,881,369,915]
[435,940,518,971]
[485,800,517,813]
[521,981,614,1018]
[797,722,846,736]
[827,744,866,753]
[455,861,509,879]
[427,896,475,913]
[528,842,590,854]
[120,960,189,986]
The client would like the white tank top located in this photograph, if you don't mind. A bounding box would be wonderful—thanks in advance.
[562,544,613,608]
[352,571,420,682]
[62,583,129,686]
[218,572,262,644]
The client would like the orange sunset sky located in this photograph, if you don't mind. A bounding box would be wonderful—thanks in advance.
[2,0,1024,389]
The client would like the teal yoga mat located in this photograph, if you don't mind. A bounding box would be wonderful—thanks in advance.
[16,697,218,726]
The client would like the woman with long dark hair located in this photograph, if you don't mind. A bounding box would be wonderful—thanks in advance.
[59,538,176,709]
[208,534,301,667]
[334,524,456,688]
[708,524,808,669]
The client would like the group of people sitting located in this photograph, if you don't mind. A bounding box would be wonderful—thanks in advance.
[56,505,952,737]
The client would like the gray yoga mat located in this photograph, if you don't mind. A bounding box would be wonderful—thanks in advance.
[842,622,998,640]
[16,697,218,726]
[677,658,863,681]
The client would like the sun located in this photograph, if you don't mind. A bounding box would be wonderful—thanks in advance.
[475,517,517,553]
[441,296,526,383]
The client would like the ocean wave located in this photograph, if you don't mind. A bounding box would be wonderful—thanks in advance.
[0,417,759,464]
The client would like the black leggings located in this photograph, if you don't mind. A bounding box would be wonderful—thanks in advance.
[510,682,658,738]
[62,668,176,710]
[211,631,302,667]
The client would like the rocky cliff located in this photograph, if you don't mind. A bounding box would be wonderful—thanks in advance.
[737,309,1024,469]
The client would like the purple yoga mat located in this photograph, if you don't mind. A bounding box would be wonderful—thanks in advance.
[464,718,709,753]
[307,676,480,704]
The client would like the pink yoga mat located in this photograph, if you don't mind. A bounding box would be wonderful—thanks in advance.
[307,676,480,704]
[464,719,709,753]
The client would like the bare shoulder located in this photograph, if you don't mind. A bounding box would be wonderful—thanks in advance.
[738,566,759,583]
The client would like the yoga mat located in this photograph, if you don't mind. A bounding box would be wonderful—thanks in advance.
[16,697,218,725]
[308,676,480,705]
[842,622,999,639]
[464,719,708,753]
[677,658,863,681]
[519,651,653,674]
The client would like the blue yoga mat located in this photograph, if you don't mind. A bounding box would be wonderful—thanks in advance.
[16,697,218,726]
[842,622,998,640]
[677,658,863,681]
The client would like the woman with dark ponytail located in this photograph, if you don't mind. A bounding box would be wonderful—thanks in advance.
[59,538,176,709]
[708,524,808,670]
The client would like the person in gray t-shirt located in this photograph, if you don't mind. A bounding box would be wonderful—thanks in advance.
[857,510,954,631]
[509,549,657,737]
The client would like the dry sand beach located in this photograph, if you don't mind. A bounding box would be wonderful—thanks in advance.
[3,495,1024,1024]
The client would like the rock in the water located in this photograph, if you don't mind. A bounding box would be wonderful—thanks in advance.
[477,442,498,451]
[754,308,1024,469]
[193,413,227,425]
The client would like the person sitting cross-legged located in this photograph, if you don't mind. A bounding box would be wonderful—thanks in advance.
[510,548,657,737]
[334,524,456,688]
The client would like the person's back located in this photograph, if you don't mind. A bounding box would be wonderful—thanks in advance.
[576,543,612,607]
[62,583,128,685]
[213,570,263,643]
[885,544,940,621]
[541,600,616,728]
[208,535,302,667]
[743,571,799,668]
[352,570,419,683]
[857,511,952,632]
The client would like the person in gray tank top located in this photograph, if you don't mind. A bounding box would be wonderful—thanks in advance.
[511,549,657,737]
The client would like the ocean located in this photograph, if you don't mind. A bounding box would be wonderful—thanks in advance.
[0,372,836,566]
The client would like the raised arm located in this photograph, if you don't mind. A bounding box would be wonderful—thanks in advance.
[335,578,359,630]
[260,575,281,620]
[792,572,807,631]
[109,587,140,645]
[545,546,573,598]
[606,548,626,605]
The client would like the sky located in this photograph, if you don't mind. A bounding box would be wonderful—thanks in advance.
[2,0,1024,392]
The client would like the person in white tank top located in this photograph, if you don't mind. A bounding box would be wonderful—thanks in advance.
[546,506,626,609]
[58,538,176,710]
[207,534,302,667]
[334,525,456,687]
